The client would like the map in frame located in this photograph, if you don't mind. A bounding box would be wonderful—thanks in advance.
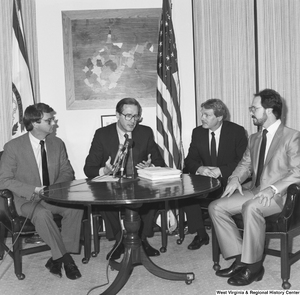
[62,9,161,110]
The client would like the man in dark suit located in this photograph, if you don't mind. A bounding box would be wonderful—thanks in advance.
[208,89,300,286]
[84,97,165,260]
[0,103,82,280]
[183,99,248,250]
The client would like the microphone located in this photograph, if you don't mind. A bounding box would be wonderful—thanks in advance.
[112,144,124,167]
[120,139,133,177]
[112,136,129,176]
[112,144,124,176]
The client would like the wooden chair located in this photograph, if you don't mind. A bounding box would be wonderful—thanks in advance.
[211,183,300,289]
[0,188,91,279]
[90,211,106,257]
[155,201,175,253]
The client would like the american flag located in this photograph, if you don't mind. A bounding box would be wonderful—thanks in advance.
[12,0,35,137]
[156,0,183,169]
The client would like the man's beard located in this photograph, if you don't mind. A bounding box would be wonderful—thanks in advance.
[252,113,267,126]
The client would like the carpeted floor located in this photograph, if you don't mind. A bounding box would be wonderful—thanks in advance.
[1,230,300,295]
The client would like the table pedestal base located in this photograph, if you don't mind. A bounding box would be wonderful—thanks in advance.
[101,207,195,295]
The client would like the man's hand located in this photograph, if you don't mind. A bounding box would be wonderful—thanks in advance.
[103,156,113,175]
[30,186,45,201]
[136,154,152,169]
[221,176,243,198]
[196,166,220,178]
[253,187,275,207]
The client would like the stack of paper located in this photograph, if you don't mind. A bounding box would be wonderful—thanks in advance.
[137,167,182,181]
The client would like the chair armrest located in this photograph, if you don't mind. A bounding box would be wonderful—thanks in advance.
[276,183,300,231]
[0,189,20,223]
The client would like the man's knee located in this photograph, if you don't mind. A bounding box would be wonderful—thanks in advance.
[241,199,263,217]
[208,199,221,218]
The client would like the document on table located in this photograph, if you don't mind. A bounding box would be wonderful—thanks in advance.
[91,175,119,182]
[137,167,182,181]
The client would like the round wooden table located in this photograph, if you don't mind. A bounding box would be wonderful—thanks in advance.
[42,174,220,294]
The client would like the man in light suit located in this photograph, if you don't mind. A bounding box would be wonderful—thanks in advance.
[0,103,83,280]
[84,97,165,260]
[183,99,247,250]
[208,89,300,286]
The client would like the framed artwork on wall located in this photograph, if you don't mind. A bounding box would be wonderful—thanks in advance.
[62,8,161,110]
[101,114,117,127]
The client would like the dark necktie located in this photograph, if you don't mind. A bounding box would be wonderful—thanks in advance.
[211,132,217,166]
[255,129,268,187]
[125,134,134,178]
[40,140,50,186]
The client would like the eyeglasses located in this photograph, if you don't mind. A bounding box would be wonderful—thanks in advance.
[248,106,263,113]
[120,113,141,122]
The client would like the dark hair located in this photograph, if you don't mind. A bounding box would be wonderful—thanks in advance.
[254,88,282,119]
[23,103,54,131]
[201,98,228,120]
[116,98,142,117]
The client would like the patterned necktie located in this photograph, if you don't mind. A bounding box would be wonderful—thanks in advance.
[255,129,268,187]
[125,134,134,177]
[211,132,217,166]
[40,140,50,186]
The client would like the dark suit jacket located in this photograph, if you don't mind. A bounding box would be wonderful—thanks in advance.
[84,123,165,178]
[184,121,248,187]
[0,132,75,212]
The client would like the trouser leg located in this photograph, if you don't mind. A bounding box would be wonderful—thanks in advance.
[208,191,254,259]
[139,204,157,240]
[100,208,122,240]
[41,202,84,254]
[183,201,204,234]
[241,198,281,264]
[20,201,66,260]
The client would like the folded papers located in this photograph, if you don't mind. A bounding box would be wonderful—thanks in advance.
[137,167,182,181]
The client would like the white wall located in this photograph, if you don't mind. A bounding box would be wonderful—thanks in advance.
[35,0,196,179]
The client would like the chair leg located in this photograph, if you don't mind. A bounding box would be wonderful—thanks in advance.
[92,215,101,257]
[0,223,5,259]
[12,233,25,280]
[211,225,221,271]
[159,209,167,253]
[280,234,291,289]
[176,207,185,245]
[81,218,91,264]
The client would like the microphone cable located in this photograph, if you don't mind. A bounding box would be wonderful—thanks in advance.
[86,210,124,295]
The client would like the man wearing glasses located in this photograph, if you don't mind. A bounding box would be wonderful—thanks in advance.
[84,97,165,260]
[209,89,300,286]
[0,103,83,280]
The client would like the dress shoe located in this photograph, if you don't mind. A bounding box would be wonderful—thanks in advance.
[228,266,265,286]
[64,262,82,280]
[142,239,160,257]
[187,234,209,250]
[216,261,245,278]
[45,258,62,278]
[106,241,125,260]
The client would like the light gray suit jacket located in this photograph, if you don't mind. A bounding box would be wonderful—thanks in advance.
[0,132,74,212]
[230,123,300,208]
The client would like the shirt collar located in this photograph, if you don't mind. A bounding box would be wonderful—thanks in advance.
[29,132,42,147]
[116,123,132,143]
[210,123,223,136]
[265,119,281,135]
